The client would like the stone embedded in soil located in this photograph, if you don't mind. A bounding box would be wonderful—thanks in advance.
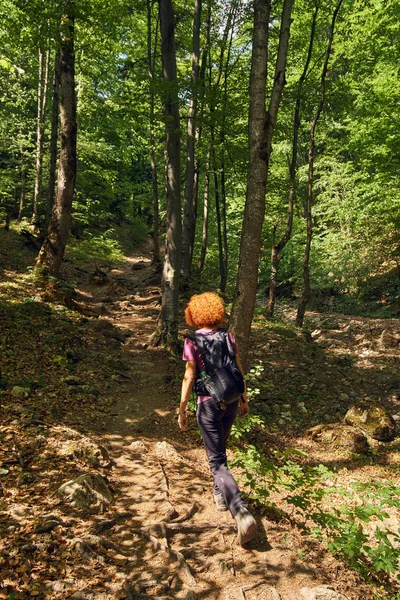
[306,423,370,454]
[60,439,111,468]
[58,474,113,509]
[12,386,30,398]
[155,440,186,463]
[300,585,349,600]
[130,440,148,453]
[62,376,81,386]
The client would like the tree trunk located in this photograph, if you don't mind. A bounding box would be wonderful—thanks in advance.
[218,20,235,293]
[205,3,236,290]
[158,0,182,350]
[147,0,161,265]
[189,0,211,269]
[181,0,202,280]
[266,5,318,319]
[46,49,61,221]
[296,0,343,327]
[220,159,228,292]
[35,3,77,278]
[31,45,50,228]
[198,146,211,272]
[212,141,226,290]
[230,0,293,370]
[18,133,26,220]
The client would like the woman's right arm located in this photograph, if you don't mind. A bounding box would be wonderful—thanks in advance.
[178,360,196,431]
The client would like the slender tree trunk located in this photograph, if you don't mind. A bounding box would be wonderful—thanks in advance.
[198,146,211,272]
[206,2,236,290]
[218,21,235,293]
[190,0,211,268]
[181,0,202,280]
[230,0,293,369]
[46,49,61,221]
[32,46,50,228]
[220,159,228,291]
[18,133,26,220]
[158,0,182,350]
[212,141,226,290]
[147,0,161,265]
[35,3,77,277]
[266,5,318,318]
[296,0,343,327]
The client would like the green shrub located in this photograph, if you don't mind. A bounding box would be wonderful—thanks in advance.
[67,229,124,264]
[129,218,149,246]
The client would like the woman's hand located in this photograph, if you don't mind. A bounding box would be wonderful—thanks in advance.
[239,396,250,417]
[178,411,188,431]
[178,361,195,432]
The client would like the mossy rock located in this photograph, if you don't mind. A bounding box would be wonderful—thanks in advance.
[344,403,396,441]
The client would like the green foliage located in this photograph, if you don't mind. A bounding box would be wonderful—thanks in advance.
[129,218,149,247]
[233,437,400,581]
[66,229,124,264]
[230,414,265,442]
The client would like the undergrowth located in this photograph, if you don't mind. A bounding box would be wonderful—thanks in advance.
[66,228,124,264]
[230,371,400,595]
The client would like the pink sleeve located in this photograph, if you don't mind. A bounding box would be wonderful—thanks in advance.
[182,337,198,362]
[228,331,238,354]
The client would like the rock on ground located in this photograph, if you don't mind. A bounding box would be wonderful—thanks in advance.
[300,585,349,600]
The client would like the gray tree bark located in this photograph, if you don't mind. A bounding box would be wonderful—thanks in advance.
[18,132,26,220]
[31,45,50,228]
[296,0,343,327]
[230,0,293,370]
[266,5,318,318]
[198,147,211,272]
[181,0,202,280]
[147,0,161,265]
[35,3,77,277]
[159,0,182,350]
[47,49,61,220]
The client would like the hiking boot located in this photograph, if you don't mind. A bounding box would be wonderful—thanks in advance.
[234,506,257,546]
[213,492,228,511]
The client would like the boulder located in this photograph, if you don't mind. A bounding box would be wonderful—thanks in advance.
[344,402,396,441]
[58,474,113,510]
[300,586,349,600]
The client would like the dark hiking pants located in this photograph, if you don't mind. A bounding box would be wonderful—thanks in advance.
[196,399,243,517]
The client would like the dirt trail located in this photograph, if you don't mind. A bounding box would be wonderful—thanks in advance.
[71,244,369,600]
[1,233,399,599]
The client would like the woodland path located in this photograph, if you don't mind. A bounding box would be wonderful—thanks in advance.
[67,241,389,600]
[2,233,399,600]
[76,245,321,600]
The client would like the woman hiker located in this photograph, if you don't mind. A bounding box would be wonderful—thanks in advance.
[178,292,257,546]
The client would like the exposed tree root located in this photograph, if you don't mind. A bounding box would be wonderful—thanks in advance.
[240,581,281,599]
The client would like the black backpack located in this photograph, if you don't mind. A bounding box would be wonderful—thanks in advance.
[186,329,245,404]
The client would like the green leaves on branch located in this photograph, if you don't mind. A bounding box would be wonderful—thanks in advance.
[232,439,400,581]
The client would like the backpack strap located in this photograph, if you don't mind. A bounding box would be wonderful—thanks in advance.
[186,333,213,374]
[186,330,233,375]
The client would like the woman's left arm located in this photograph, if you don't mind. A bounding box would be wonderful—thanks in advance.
[235,352,250,417]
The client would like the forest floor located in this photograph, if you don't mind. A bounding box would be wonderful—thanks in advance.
[0,229,400,600]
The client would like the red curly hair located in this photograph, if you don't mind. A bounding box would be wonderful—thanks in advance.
[185,292,225,328]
